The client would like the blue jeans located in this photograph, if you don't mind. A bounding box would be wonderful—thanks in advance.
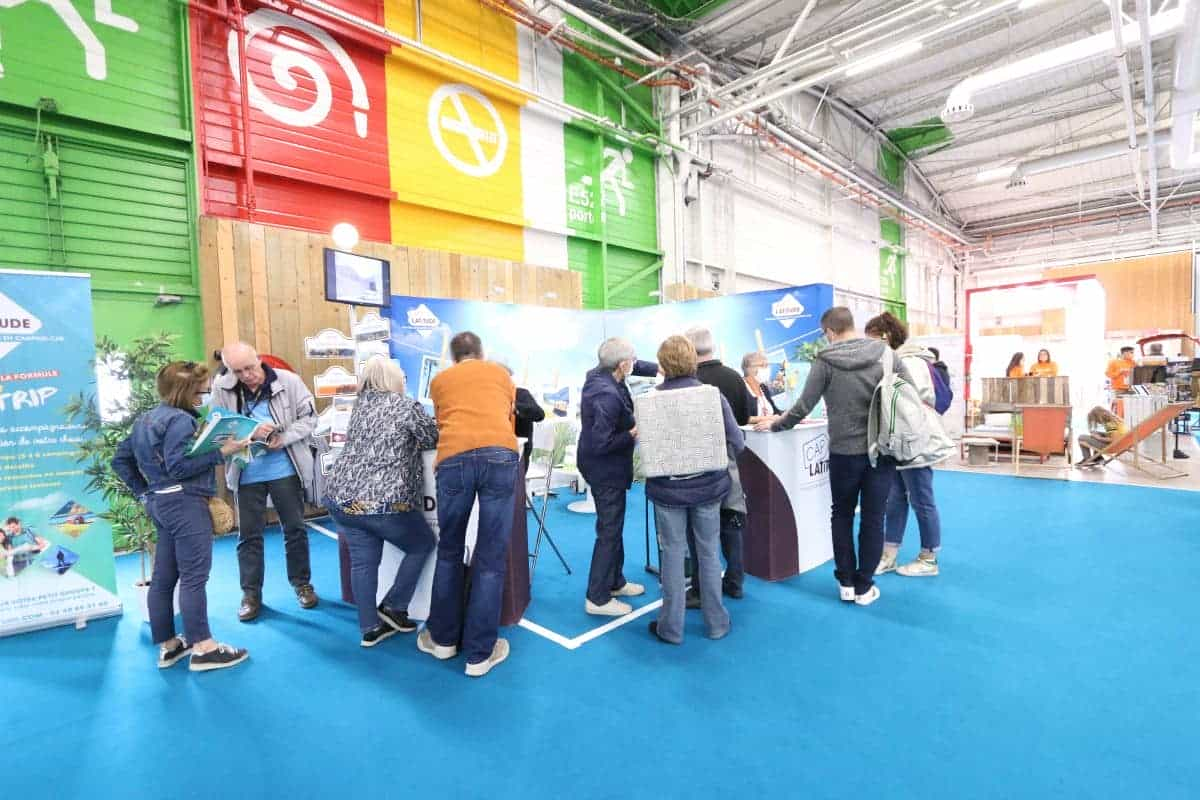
[586,484,629,605]
[685,510,745,592]
[427,447,519,664]
[144,492,214,645]
[829,453,896,595]
[329,507,436,633]
[654,500,730,643]
[884,467,942,552]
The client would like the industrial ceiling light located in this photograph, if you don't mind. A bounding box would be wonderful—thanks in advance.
[941,6,1184,123]
[975,166,1016,183]
[844,41,924,77]
[331,222,359,251]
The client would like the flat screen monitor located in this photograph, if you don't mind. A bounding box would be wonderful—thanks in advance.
[324,248,390,308]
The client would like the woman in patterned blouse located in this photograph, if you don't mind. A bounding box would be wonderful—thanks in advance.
[324,357,439,647]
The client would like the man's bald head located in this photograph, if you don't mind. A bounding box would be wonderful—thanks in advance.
[222,341,265,391]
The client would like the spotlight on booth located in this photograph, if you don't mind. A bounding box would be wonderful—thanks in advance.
[331,222,359,251]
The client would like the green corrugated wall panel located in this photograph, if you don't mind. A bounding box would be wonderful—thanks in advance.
[562,41,661,309]
[640,0,735,20]
[0,2,201,357]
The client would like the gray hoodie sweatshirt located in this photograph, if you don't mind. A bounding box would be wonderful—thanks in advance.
[772,337,913,456]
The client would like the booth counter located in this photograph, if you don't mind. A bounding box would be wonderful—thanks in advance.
[739,423,833,581]
[335,451,530,626]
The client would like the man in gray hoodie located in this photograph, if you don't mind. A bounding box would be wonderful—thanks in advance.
[754,307,911,606]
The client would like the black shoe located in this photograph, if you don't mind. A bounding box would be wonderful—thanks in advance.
[685,590,701,610]
[377,605,417,633]
[237,593,261,622]
[189,643,249,672]
[1174,450,1190,460]
[296,584,319,609]
[723,583,744,599]
[361,623,399,648]
[157,637,192,669]
[648,620,677,644]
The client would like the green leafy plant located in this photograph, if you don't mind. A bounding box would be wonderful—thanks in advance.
[794,336,829,363]
[63,333,178,584]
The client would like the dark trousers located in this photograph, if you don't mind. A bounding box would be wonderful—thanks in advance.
[145,493,214,645]
[329,507,436,633]
[427,447,519,665]
[586,484,629,605]
[236,475,311,597]
[828,453,896,595]
[686,510,745,592]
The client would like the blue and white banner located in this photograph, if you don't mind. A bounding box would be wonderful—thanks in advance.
[0,270,121,636]
[383,284,834,415]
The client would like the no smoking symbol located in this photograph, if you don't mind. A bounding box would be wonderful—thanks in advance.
[427,84,508,178]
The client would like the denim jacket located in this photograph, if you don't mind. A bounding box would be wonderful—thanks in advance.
[112,404,224,498]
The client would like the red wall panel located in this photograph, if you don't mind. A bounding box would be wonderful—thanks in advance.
[191,0,391,237]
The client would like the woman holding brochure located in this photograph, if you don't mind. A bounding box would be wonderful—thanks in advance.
[111,361,251,673]
[323,356,440,648]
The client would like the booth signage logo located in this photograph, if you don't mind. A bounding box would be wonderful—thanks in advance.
[771,293,806,329]
[0,291,42,359]
[407,303,440,332]
[802,434,830,479]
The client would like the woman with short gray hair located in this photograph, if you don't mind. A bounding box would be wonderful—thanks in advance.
[323,356,439,648]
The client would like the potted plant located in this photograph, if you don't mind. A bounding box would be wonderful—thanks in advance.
[63,333,180,622]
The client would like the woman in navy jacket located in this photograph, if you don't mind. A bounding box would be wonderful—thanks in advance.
[112,361,250,673]
[577,338,658,617]
[645,336,745,645]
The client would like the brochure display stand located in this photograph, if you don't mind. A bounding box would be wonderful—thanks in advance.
[738,423,834,581]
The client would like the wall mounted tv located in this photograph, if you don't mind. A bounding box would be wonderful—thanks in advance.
[323,248,390,308]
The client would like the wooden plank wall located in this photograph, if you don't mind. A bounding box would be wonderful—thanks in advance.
[1046,252,1194,334]
[197,216,583,393]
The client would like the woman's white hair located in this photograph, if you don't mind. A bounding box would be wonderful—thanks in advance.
[358,356,407,393]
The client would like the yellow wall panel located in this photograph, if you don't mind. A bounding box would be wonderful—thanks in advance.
[391,201,523,262]
[385,0,520,82]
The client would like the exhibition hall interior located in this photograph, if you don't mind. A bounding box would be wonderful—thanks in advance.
[3,0,1199,797]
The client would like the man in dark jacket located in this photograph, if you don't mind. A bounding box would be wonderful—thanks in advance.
[755,307,912,607]
[496,360,545,464]
[685,326,750,604]
[577,337,658,617]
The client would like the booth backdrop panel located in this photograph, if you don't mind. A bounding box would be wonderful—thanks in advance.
[1046,252,1193,335]
[197,216,582,398]
[0,271,122,636]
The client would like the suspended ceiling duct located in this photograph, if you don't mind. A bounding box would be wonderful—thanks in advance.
[1169,0,1200,169]
[940,5,1184,123]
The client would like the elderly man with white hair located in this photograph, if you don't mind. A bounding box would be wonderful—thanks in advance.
[211,341,319,622]
[685,325,753,604]
[577,337,658,617]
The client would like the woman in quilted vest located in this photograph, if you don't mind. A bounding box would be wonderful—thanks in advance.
[324,356,439,648]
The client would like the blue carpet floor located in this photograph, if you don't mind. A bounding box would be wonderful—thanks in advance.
[4,472,1198,799]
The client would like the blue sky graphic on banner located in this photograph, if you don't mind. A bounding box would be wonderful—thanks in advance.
[0,271,121,636]
[384,285,833,416]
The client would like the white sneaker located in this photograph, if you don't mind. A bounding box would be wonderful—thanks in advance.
[612,582,645,597]
[875,549,898,575]
[465,638,509,678]
[897,557,939,577]
[586,598,632,616]
[416,628,458,660]
[854,585,881,606]
[839,585,856,602]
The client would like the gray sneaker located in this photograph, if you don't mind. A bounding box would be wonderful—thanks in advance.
[875,549,898,575]
[897,556,939,577]
[465,638,510,678]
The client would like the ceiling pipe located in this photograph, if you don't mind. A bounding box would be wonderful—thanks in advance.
[683,0,786,41]
[1108,0,1145,199]
[976,131,1172,188]
[681,0,1026,138]
[966,187,1200,235]
[767,0,818,68]
[941,5,1183,122]
[540,0,662,62]
[1168,0,1200,169]
[1135,0,1159,237]
[671,0,945,121]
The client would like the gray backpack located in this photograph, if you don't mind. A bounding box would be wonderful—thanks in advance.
[867,348,931,466]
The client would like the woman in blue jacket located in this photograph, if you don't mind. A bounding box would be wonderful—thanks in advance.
[112,361,250,672]
[645,336,745,645]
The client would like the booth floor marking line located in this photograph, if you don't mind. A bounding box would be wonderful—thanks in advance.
[519,599,665,650]
[306,521,339,541]
[516,617,577,649]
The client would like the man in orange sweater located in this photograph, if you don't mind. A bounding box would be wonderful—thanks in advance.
[1106,346,1136,393]
[417,331,518,678]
